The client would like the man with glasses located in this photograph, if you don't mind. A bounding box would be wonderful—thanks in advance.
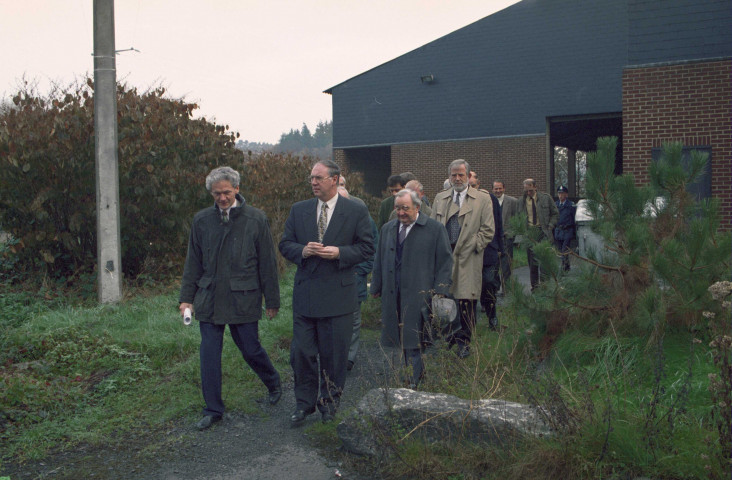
[279,160,374,426]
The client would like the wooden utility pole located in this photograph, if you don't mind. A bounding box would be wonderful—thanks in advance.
[93,0,122,303]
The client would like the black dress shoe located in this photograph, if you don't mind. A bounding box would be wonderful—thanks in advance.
[196,415,221,431]
[268,385,282,406]
[457,345,471,359]
[290,407,315,427]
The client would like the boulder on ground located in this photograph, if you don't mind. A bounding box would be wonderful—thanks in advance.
[337,388,552,456]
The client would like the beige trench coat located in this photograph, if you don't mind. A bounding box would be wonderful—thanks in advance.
[432,186,495,300]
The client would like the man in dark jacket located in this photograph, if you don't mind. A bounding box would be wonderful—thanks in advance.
[179,166,282,430]
[371,189,453,387]
[480,191,504,330]
[337,184,378,372]
[554,185,576,271]
[377,174,405,229]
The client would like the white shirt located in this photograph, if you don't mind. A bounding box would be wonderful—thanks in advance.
[454,189,467,207]
[222,199,238,216]
[496,194,504,207]
[399,213,419,240]
[317,194,339,231]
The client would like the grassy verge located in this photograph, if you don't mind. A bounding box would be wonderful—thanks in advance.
[0,270,296,467]
[1,268,727,479]
[369,296,726,480]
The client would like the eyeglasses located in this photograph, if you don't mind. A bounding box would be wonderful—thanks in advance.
[309,175,333,183]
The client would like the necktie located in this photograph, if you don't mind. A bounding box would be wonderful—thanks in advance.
[531,197,537,226]
[454,193,461,208]
[318,202,328,242]
[398,224,406,244]
[221,209,229,224]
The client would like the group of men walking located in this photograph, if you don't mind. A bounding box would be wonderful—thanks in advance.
[178,160,576,430]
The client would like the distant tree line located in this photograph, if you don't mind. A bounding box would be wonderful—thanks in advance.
[235,120,332,160]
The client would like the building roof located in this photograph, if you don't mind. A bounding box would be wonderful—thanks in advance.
[326,0,731,149]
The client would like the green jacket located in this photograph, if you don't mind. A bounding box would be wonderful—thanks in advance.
[179,195,280,324]
[377,195,395,230]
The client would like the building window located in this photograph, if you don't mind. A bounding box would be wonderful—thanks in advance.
[554,146,587,197]
[651,146,712,201]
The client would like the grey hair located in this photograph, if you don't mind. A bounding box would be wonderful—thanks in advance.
[443,178,451,190]
[405,179,423,192]
[523,178,536,187]
[448,159,470,176]
[395,188,421,208]
[206,166,240,191]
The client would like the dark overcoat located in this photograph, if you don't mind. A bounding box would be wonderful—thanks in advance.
[179,194,280,324]
[371,213,453,350]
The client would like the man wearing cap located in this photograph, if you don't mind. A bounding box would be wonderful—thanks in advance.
[522,178,559,290]
[371,189,453,387]
[554,186,576,272]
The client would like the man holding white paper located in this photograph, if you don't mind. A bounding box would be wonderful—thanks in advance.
[179,166,282,430]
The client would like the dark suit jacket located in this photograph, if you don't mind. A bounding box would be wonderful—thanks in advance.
[279,194,374,318]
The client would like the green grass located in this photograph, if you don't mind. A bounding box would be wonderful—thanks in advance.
[0,275,295,466]
[1,268,727,479]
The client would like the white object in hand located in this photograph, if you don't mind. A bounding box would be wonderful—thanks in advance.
[183,308,192,325]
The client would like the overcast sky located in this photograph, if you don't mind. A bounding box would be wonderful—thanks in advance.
[1,0,519,144]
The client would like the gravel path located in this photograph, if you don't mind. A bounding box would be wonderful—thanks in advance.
[142,344,386,480]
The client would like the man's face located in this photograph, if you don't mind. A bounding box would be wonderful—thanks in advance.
[310,163,338,201]
[492,182,505,197]
[468,171,479,189]
[558,192,568,203]
[389,183,404,196]
[395,194,419,225]
[450,164,468,192]
[338,177,346,187]
[211,180,239,210]
[523,182,537,197]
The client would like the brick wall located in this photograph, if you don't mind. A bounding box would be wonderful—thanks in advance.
[623,59,732,229]
[336,135,546,201]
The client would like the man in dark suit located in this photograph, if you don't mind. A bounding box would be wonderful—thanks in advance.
[492,180,520,291]
[279,160,374,426]
[371,189,453,387]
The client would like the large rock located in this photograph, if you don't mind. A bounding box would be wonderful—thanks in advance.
[337,388,552,456]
